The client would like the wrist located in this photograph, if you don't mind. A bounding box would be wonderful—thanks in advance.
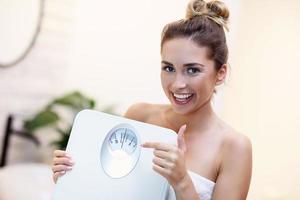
[173,174,199,200]
[173,173,192,193]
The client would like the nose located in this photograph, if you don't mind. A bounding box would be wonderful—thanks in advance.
[172,74,187,90]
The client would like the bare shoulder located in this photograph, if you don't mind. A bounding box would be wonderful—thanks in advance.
[221,127,252,159]
[123,102,165,123]
[212,124,252,199]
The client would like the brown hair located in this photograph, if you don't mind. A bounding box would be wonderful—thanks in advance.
[161,0,230,70]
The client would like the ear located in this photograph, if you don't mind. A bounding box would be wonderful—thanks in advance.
[215,64,227,86]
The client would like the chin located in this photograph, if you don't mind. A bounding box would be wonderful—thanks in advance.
[169,102,195,115]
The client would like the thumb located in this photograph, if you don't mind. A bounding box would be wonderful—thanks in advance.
[177,124,187,152]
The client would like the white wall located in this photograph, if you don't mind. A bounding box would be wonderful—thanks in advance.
[221,0,300,199]
[0,0,76,164]
[64,0,237,114]
[64,0,186,113]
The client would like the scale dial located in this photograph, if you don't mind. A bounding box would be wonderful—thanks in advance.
[100,124,141,178]
[108,128,137,154]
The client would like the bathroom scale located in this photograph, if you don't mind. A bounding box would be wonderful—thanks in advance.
[52,109,177,200]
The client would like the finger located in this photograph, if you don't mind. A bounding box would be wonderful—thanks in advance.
[52,164,73,173]
[177,124,187,152]
[153,149,170,159]
[53,150,71,158]
[142,142,175,152]
[53,171,66,183]
[155,150,178,164]
[152,164,171,179]
[152,157,173,169]
[53,157,74,166]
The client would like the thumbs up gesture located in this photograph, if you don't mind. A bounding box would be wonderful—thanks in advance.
[142,124,188,188]
[177,124,187,153]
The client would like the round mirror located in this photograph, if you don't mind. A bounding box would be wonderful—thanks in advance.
[0,0,44,68]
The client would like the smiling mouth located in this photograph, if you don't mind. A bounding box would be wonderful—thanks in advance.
[172,93,194,105]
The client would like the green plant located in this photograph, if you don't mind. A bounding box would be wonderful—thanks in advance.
[23,91,115,149]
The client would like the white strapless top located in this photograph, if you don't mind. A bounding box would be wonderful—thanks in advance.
[166,171,215,200]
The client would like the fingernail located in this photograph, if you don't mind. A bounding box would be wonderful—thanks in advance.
[60,171,66,174]
[67,166,73,170]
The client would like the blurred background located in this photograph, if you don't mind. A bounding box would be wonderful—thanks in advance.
[0,0,299,199]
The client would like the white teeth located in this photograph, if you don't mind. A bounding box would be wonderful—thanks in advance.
[173,93,193,99]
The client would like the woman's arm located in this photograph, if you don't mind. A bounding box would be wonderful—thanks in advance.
[212,134,252,200]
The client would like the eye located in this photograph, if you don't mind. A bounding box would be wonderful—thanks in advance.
[187,67,200,75]
[162,66,175,72]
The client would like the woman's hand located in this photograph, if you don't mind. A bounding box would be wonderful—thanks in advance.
[142,124,189,189]
[52,150,75,183]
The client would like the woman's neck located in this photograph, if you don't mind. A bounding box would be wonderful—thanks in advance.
[163,101,217,134]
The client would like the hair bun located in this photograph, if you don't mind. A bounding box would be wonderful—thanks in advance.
[186,0,207,19]
[207,1,229,21]
[186,0,230,31]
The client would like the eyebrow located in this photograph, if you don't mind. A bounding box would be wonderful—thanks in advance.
[161,60,205,67]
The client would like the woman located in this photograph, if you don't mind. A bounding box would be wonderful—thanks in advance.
[52,0,252,199]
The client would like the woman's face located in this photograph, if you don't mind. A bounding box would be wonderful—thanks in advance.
[160,38,220,115]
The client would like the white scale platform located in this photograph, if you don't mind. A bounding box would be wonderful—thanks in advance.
[53,109,177,200]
